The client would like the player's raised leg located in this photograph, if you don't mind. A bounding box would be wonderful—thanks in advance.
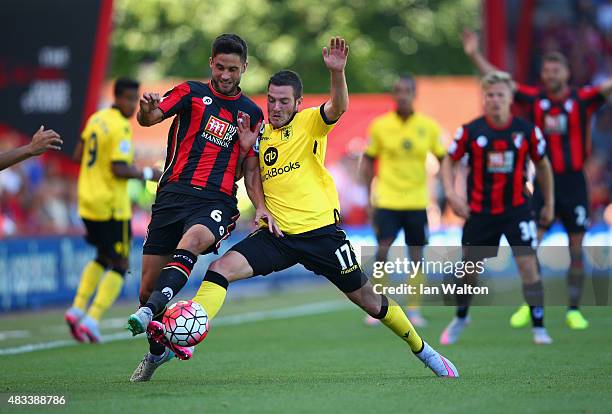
[362,230,395,326]
[192,252,255,319]
[346,280,458,377]
[146,249,262,360]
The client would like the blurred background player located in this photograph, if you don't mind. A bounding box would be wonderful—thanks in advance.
[440,71,555,345]
[126,34,277,381]
[361,74,446,327]
[0,126,62,171]
[462,29,612,330]
[149,38,459,379]
[65,78,162,343]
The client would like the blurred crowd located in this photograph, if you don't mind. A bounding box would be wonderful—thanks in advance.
[2,2,611,237]
[0,127,78,237]
[0,125,157,238]
[1,110,609,238]
[527,0,612,224]
[529,0,612,86]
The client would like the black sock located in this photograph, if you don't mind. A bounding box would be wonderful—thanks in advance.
[148,308,167,356]
[455,279,473,319]
[567,265,584,309]
[529,306,544,327]
[145,249,197,315]
[456,305,470,319]
[373,295,389,320]
[138,300,166,356]
[523,281,544,327]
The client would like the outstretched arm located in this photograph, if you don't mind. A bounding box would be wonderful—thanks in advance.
[462,29,498,75]
[322,37,349,122]
[111,162,162,181]
[0,126,62,171]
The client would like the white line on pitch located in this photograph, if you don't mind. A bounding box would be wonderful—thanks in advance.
[0,300,351,356]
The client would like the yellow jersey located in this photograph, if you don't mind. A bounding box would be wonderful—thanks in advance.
[78,107,134,221]
[364,111,445,210]
[257,106,340,234]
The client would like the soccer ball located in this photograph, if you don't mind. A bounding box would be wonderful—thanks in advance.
[163,300,210,347]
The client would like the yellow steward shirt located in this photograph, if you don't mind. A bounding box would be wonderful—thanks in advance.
[78,107,134,221]
[257,106,340,234]
[364,111,445,210]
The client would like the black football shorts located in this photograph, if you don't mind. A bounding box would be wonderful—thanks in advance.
[82,218,131,260]
[230,224,368,293]
[462,205,537,261]
[532,170,589,233]
[143,191,239,256]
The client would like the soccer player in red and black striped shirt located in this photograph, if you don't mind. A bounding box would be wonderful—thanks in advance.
[440,71,555,345]
[462,29,612,329]
[126,34,280,381]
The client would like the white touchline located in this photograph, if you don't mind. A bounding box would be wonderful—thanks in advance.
[0,300,351,356]
[0,330,31,341]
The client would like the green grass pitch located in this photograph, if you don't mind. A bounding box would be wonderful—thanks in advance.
[1,286,611,413]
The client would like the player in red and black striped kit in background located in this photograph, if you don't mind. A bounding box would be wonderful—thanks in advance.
[439,71,555,345]
[126,34,280,382]
[462,29,612,330]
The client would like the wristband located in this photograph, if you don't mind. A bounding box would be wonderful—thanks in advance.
[142,167,154,181]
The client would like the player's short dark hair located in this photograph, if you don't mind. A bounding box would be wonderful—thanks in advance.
[542,52,569,69]
[212,34,248,62]
[397,74,416,91]
[268,70,303,100]
[114,78,139,97]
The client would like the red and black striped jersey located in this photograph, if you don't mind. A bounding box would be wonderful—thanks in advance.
[514,85,605,174]
[449,116,546,215]
[157,81,263,202]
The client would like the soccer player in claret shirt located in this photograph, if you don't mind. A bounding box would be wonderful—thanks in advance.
[126,34,277,382]
[149,37,459,378]
[462,29,612,330]
[361,74,446,327]
[65,78,161,343]
[439,71,555,345]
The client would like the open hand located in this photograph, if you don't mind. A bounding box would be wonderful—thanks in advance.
[461,29,479,57]
[29,126,62,155]
[323,37,349,72]
[237,113,262,154]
